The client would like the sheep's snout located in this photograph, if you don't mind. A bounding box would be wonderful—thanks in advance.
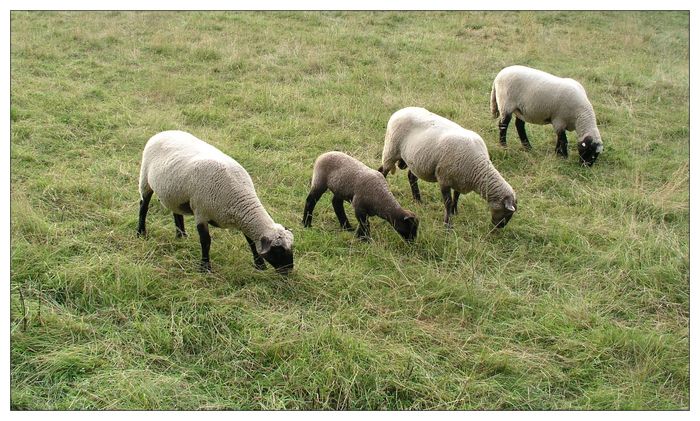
[261,245,294,276]
[492,213,513,228]
[275,263,293,276]
[579,155,599,167]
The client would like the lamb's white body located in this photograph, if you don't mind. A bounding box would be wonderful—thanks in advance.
[380,107,517,228]
[138,130,293,272]
[490,65,602,165]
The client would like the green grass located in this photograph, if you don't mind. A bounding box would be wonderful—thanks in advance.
[10,11,689,410]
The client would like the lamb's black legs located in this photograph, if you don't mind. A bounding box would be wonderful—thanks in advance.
[515,117,531,150]
[498,113,512,146]
[355,208,371,241]
[136,191,153,237]
[555,131,569,157]
[245,234,266,270]
[452,191,460,215]
[408,170,421,202]
[173,213,187,238]
[303,189,325,227]
[441,186,454,228]
[332,195,353,231]
[196,223,212,272]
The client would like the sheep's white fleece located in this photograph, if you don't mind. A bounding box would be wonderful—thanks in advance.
[491,65,603,152]
[139,130,292,252]
[381,107,515,207]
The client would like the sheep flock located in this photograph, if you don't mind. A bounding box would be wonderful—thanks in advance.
[138,65,603,274]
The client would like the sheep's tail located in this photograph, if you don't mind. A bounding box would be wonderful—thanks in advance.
[381,122,400,176]
[138,157,152,199]
[490,82,499,119]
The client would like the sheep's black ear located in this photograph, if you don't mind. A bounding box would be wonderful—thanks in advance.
[504,197,516,212]
[581,135,593,148]
[259,236,272,255]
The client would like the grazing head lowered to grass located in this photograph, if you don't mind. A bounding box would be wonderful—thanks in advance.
[379,107,517,229]
[303,151,419,242]
[137,130,294,275]
[491,65,603,166]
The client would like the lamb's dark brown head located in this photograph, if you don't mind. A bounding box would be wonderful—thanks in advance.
[393,211,419,242]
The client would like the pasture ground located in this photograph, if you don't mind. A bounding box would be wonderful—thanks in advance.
[10,11,689,409]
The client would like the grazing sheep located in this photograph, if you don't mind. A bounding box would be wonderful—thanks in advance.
[490,64,603,166]
[379,107,517,229]
[303,151,419,242]
[137,130,294,274]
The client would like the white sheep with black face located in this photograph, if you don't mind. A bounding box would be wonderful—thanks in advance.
[379,107,517,229]
[303,151,418,242]
[490,65,603,166]
[137,130,294,274]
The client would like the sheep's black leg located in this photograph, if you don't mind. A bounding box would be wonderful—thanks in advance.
[515,117,531,150]
[441,186,454,229]
[499,113,512,147]
[303,188,325,227]
[555,131,569,157]
[173,213,187,238]
[355,208,371,241]
[408,170,421,202]
[245,234,267,270]
[136,191,153,237]
[332,195,353,231]
[452,191,460,215]
[196,223,212,273]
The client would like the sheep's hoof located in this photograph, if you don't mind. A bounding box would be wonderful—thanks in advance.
[254,262,267,271]
[342,225,354,232]
[357,235,371,242]
[176,231,187,238]
[136,229,146,238]
[444,222,454,231]
[199,261,212,273]
[522,142,532,151]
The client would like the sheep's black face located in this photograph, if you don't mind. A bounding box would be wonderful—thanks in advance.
[263,245,294,275]
[393,213,419,242]
[578,137,601,167]
[490,196,517,228]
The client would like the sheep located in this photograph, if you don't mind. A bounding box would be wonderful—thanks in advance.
[378,107,517,229]
[137,130,294,275]
[303,151,419,242]
[490,64,603,166]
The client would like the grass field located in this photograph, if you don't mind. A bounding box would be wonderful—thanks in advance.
[10,11,689,410]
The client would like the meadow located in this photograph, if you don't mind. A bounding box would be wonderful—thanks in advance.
[10,11,689,409]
